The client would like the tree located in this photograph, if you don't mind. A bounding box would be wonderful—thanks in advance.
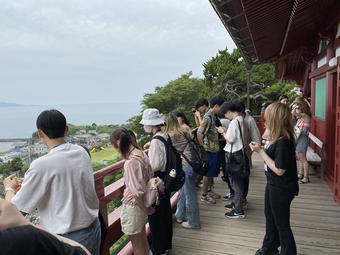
[0,162,11,177]
[203,49,278,113]
[264,80,299,105]
[128,72,205,146]
[10,157,23,172]
[142,72,205,115]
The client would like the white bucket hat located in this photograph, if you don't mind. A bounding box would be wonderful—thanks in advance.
[140,108,164,126]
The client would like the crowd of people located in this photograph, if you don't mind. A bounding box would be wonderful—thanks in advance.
[1,94,312,255]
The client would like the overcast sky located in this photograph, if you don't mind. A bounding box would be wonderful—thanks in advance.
[0,0,235,105]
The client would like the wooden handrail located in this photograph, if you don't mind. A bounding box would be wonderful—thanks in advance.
[94,160,126,255]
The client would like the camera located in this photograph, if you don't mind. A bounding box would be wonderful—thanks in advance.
[191,108,197,113]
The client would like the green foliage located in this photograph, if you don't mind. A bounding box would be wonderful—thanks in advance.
[203,49,245,98]
[264,80,298,105]
[0,162,11,176]
[0,157,24,177]
[128,72,205,146]
[127,115,150,148]
[203,49,281,114]
[10,157,23,171]
[110,235,129,255]
[126,48,299,145]
[142,72,205,115]
[90,147,119,164]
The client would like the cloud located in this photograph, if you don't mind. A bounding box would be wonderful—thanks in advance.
[0,0,235,104]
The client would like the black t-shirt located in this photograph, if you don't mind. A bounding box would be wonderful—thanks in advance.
[0,225,87,255]
[265,136,299,195]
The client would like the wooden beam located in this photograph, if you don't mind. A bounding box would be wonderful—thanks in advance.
[279,0,299,56]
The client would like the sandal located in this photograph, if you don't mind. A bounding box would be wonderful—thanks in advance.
[300,177,310,184]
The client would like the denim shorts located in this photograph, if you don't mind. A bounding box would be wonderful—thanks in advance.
[296,134,308,153]
[62,218,101,255]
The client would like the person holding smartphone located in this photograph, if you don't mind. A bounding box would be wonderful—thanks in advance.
[250,102,298,255]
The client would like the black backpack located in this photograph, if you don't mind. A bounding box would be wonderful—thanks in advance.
[181,132,209,176]
[152,135,185,192]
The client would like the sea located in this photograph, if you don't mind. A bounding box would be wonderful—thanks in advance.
[0,102,141,143]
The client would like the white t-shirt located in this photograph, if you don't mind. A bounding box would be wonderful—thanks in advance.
[11,143,99,234]
[224,115,244,153]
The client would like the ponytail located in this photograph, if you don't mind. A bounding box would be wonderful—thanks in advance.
[110,128,133,159]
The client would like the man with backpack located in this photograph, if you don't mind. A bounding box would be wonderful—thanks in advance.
[197,96,225,204]
[140,108,184,255]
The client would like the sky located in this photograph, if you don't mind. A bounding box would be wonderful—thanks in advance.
[0,0,236,105]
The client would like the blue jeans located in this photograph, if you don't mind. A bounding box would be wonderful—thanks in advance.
[175,166,201,228]
[62,218,101,255]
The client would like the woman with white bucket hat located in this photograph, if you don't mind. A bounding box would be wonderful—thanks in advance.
[140,108,173,255]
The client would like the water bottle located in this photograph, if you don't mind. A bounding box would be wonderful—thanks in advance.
[166,169,177,191]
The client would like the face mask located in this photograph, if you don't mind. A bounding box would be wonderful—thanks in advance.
[143,125,153,133]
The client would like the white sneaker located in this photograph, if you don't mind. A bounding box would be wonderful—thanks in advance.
[181,221,201,229]
[176,218,183,224]
[200,194,216,204]
[208,190,221,199]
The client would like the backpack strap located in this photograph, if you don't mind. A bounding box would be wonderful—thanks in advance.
[153,134,169,144]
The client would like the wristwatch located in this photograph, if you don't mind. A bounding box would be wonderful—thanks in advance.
[4,187,15,194]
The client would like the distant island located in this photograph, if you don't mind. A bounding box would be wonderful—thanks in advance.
[0,102,22,107]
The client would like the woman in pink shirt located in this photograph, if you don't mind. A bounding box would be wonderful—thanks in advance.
[110,128,154,255]
[292,102,311,184]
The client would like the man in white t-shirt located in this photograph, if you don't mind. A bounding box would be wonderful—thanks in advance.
[217,101,248,219]
[4,109,100,255]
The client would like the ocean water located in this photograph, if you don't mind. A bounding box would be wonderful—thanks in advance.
[0,102,141,139]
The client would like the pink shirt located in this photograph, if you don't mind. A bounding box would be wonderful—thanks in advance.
[122,154,152,206]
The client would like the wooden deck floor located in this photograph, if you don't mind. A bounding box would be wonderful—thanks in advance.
[171,155,340,255]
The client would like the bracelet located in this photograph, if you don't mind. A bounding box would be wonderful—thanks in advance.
[4,187,15,194]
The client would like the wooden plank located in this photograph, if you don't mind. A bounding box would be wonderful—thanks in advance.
[171,154,340,255]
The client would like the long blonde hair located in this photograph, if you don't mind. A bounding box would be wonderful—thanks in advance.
[264,102,295,143]
[164,112,186,141]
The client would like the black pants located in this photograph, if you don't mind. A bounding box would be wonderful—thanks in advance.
[261,184,297,255]
[148,192,173,255]
[224,152,249,198]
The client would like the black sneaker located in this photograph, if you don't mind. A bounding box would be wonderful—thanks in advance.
[255,248,279,255]
[224,202,235,211]
[225,210,245,219]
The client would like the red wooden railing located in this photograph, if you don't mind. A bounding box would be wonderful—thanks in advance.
[94,160,125,255]
[94,160,180,255]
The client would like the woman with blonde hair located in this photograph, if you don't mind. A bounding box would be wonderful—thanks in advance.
[250,102,298,255]
[291,101,311,183]
[165,112,201,229]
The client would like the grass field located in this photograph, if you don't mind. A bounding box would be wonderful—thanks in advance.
[90,147,119,163]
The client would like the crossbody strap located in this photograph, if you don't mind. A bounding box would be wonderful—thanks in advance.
[178,134,196,169]
[236,119,246,158]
